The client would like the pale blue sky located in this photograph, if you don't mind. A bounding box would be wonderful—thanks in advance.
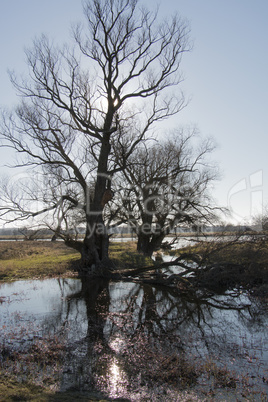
[0,0,267,224]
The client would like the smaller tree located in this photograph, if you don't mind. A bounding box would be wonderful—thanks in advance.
[17,226,42,241]
[252,206,268,233]
[110,128,219,256]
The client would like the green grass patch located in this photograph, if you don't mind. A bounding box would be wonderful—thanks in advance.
[0,372,111,401]
[0,373,48,401]
[0,241,80,282]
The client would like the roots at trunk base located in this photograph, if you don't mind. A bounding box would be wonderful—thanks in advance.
[65,232,114,276]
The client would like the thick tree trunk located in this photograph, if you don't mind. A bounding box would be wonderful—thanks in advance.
[64,180,112,275]
[137,230,166,257]
[65,113,115,275]
[77,131,113,275]
[137,233,152,256]
[66,234,112,276]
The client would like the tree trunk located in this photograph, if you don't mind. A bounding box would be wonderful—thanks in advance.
[137,230,166,257]
[77,131,113,275]
[65,112,115,274]
[64,173,112,275]
[137,233,151,256]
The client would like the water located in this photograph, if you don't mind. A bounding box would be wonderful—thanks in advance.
[0,277,267,400]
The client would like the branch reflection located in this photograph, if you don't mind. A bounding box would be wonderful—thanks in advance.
[59,278,266,398]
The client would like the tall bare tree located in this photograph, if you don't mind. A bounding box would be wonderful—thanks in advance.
[109,128,219,256]
[0,0,189,274]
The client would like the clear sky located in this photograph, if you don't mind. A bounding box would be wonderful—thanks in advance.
[0,0,267,225]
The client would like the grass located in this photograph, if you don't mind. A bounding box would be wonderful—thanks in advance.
[0,374,47,401]
[1,238,267,293]
[0,240,153,282]
[0,241,81,281]
[0,374,114,401]
[167,236,268,265]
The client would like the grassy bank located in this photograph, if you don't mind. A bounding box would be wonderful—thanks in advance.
[1,237,267,291]
[0,241,81,281]
[0,375,121,401]
[0,373,118,401]
[0,240,151,282]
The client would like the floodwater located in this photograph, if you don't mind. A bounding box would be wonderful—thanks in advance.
[0,277,267,400]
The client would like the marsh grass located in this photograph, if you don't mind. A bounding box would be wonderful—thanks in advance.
[0,374,48,401]
[168,238,268,266]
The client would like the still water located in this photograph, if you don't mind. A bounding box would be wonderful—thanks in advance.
[0,277,267,400]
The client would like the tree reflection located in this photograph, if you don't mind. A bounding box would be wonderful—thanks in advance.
[2,277,265,398]
[59,277,266,399]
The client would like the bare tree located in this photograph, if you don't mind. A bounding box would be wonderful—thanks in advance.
[109,128,219,256]
[0,0,190,274]
[252,205,268,233]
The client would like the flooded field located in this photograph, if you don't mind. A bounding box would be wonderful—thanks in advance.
[0,277,267,400]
